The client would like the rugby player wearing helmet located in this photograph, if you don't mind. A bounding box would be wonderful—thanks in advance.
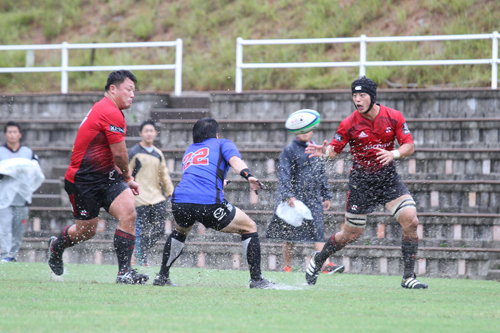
[305,76,427,289]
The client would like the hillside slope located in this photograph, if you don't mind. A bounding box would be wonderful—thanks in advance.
[1,0,499,93]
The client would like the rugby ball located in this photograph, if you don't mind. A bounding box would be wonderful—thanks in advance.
[285,109,321,135]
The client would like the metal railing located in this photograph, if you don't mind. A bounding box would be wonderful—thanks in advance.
[235,32,499,92]
[0,39,183,95]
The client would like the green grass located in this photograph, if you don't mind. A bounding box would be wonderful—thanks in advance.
[1,262,499,332]
[0,0,500,93]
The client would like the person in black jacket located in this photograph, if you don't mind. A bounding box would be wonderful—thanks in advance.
[266,130,344,274]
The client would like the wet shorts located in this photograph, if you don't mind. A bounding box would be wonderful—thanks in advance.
[65,170,130,220]
[171,201,236,231]
[346,165,410,215]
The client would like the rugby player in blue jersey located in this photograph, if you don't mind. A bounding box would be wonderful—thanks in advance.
[153,118,279,289]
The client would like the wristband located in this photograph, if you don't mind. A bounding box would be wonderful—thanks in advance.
[124,176,134,183]
[240,168,253,180]
[391,150,401,159]
[323,150,330,160]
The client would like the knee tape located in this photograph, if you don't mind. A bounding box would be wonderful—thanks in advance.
[345,213,367,229]
[390,197,417,220]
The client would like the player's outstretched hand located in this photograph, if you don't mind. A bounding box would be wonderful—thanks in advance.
[375,148,394,165]
[248,176,264,195]
[305,140,327,158]
[128,180,140,195]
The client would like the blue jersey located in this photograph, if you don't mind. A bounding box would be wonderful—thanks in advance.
[172,138,241,204]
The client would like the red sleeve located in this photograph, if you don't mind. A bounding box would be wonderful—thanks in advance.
[328,120,350,154]
[394,112,413,145]
[101,109,126,145]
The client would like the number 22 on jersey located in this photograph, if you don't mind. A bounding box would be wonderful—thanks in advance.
[183,148,209,171]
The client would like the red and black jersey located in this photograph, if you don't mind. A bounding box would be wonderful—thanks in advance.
[65,97,126,183]
[329,104,413,172]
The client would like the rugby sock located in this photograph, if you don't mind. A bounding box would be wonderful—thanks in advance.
[114,230,136,273]
[402,235,419,279]
[159,230,186,277]
[315,234,343,266]
[50,225,76,254]
[241,232,262,281]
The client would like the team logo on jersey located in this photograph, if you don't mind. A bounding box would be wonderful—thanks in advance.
[213,207,227,221]
[109,125,125,134]
[350,205,358,211]
[334,133,343,142]
[358,131,368,138]
[385,127,392,133]
[402,122,411,134]
[80,210,89,217]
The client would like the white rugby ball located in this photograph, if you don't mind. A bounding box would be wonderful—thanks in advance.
[285,109,321,135]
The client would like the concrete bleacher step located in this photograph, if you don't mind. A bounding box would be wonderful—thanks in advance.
[17,237,500,280]
[486,270,500,280]
[35,179,61,195]
[184,178,500,214]
[124,137,162,148]
[29,176,500,214]
[50,165,69,178]
[33,146,500,181]
[14,117,500,151]
[31,194,62,207]
[150,108,210,121]
[155,118,500,149]
[26,207,500,244]
[167,96,211,109]
[158,147,500,181]
[21,207,500,279]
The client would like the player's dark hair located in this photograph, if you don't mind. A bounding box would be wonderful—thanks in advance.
[193,118,219,143]
[105,70,137,92]
[4,120,22,133]
[139,119,157,132]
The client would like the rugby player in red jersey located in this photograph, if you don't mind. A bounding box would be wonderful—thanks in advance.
[305,76,428,289]
[48,70,148,284]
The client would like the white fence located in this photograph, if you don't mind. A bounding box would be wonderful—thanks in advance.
[235,32,499,92]
[0,39,183,95]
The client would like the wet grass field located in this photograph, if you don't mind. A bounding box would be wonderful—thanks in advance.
[0,262,499,332]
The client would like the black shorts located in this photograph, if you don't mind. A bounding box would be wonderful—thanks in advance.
[346,165,410,215]
[65,170,130,220]
[171,201,236,231]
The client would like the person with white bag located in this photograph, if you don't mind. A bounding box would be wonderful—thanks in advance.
[266,130,344,274]
[0,121,44,262]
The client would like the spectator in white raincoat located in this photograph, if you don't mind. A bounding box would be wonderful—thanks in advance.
[0,121,44,262]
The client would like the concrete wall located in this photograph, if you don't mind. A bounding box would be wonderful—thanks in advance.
[2,88,500,122]
[209,89,500,119]
[0,92,169,123]
[1,89,499,280]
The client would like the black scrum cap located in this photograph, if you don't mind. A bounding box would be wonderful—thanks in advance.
[351,76,377,100]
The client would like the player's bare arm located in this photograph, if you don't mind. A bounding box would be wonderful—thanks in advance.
[228,156,263,193]
[110,140,140,195]
[375,143,415,165]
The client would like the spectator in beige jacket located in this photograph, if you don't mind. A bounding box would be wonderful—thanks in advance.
[129,120,174,266]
